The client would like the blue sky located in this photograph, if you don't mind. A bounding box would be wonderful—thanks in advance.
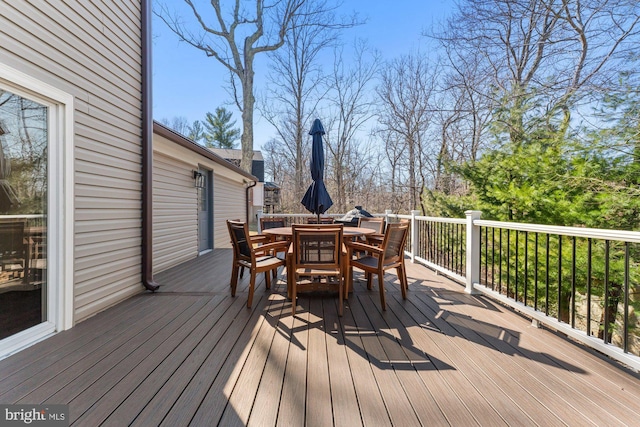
[152,0,454,149]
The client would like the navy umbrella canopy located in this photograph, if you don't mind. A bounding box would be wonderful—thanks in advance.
[301,119,333,220]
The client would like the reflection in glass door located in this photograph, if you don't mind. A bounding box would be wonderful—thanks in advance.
[0,89,48,340]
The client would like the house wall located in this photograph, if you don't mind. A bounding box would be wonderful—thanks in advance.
[0,1,145,323]
[152,152,198,273]
[153,133,248,274]
[213,175,247,249]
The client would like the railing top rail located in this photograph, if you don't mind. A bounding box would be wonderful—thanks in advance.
[386,214,412,220]
[476,219,640,243]
[415,215,466,224]
[0,214,45,219]
[259,213,343,218]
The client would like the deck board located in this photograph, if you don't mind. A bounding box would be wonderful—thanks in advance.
[2,295,188,404]
[340,299,394,427]
[304,298,334,427]
[322,298,364,427]
[57,298,210,420]
[349,294,423,427]
[249,295,289,427]
[275,296,310,427]
[0,249,639,427]
[75,295,229,425]
[159,293,268,427]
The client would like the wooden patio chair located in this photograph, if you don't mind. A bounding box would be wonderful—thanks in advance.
[260,216,286,232]
[228,218,270,280]
[357,216,385,246]
[305,216,334,224]
[0,219,27,282]
[259,216,288,277]
[227,220,289,308]
[290,224,345,316]
[345,221,410,310]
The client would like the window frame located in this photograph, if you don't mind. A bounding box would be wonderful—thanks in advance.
[0,62,74,358]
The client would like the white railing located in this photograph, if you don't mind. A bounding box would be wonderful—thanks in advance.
[257,209,640,371]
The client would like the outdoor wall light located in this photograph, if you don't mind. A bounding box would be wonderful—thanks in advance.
[192,170,205,189]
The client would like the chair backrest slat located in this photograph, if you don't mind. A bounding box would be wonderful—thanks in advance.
[260,217,286,230]
[227,220,252,260]
[357,217,385,233]
[0,219,25,257]
[306,216,334,224]
[382,222,409,262]
[292,224,343,270]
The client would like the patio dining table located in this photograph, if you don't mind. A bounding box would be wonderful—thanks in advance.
[262,226,377,297]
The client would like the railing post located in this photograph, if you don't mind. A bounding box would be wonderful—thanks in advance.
[384,209,392,226]
[410,210,420,263]
[256,209,264,233]
[465,210,482,294]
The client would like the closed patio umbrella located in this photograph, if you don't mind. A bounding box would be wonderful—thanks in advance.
[301,119,333,222]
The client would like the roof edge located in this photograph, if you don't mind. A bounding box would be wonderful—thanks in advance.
[152,121,257,182]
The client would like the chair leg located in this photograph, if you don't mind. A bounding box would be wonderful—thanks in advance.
[286,265,292,299]
[230,265,239,297]
[247,271,256,309]
[377,267,386,310]
[344,265,350,300]
[366,272,373,290]
[265,271,272,289]
[338,276,344,316]
[291,275,297,316]
[398,265,407,300]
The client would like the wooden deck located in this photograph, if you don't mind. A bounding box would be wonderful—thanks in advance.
[1,249,639,426]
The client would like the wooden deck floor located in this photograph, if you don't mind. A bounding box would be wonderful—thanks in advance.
[1,249,639,426]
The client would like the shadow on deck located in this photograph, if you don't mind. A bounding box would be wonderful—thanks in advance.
[0,249,639,426]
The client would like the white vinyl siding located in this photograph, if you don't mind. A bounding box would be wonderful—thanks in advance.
[152,131,249,271]
[0,1,144,323]
[153,152,198,273]
[214,176,246,249]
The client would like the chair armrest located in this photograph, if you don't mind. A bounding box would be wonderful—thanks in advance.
[344,240,383,256]
[340,243,348,256]
[254,240,290,256]
[250,234,272,245]
[365,233,384,244]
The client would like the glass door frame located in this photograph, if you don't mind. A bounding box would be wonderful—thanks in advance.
[0,63,74,359]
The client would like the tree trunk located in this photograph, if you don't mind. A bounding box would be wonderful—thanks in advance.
[240,62,255,173]
[295,107,304,210]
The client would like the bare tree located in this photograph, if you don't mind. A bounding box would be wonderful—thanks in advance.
[323,41,380,212]
[550,0,640,129]
[432,0,640,146]
[431,42,494,195]
[377,53,438,213]
[155,0,356,172]
[260,1,352,208]
[262,137,297,211]
[158,116,191,135]
[378,130,408,212]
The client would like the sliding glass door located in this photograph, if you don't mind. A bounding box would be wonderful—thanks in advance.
[0,88,48,340]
